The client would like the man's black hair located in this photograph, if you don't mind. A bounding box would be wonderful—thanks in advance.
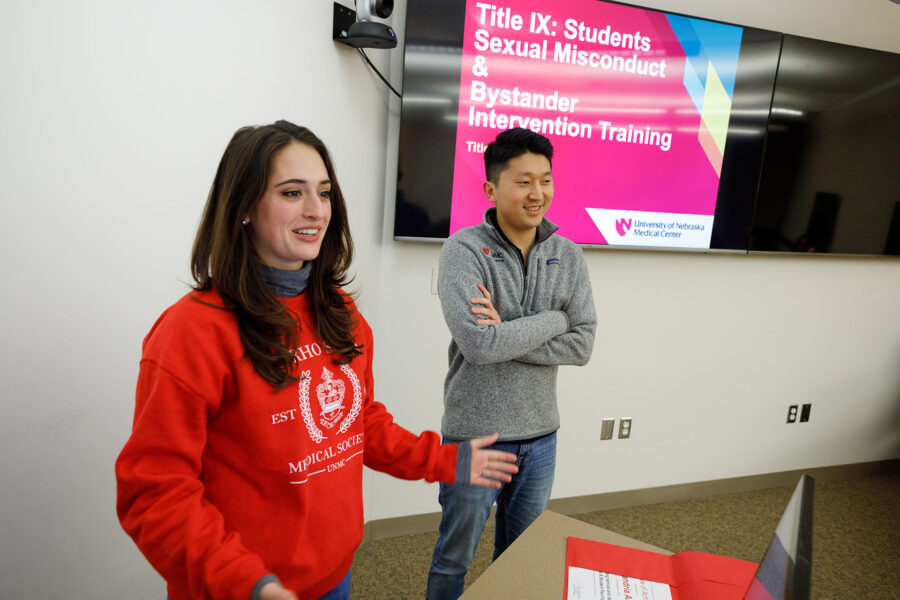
[483,128,554,183]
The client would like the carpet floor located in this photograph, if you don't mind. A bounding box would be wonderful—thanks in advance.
[351,471,900,599]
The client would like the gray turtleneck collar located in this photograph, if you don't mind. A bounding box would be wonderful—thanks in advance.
[257,263,312,297]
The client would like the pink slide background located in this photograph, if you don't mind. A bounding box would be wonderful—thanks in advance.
[448,0,725,244]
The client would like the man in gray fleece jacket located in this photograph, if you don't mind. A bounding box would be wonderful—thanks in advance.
[426,128,597,600]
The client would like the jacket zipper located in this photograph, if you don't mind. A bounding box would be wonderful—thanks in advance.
[488,217,543,306]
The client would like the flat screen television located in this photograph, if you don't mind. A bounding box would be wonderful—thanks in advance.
[394,0,782,251]
[750,34,900,256]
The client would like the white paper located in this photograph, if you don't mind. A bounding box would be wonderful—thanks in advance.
[567,567,673,600]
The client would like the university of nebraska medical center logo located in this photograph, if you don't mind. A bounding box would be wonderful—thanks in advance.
[298,366,363,443]
[616,218,632,237]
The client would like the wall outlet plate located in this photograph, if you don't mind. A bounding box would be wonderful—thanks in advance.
[600,418,615,440]
[787,404,798,423]
[618,417,632,439]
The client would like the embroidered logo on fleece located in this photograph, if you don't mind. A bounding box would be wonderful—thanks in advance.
[481,247,506,261]
[546,258,560,265]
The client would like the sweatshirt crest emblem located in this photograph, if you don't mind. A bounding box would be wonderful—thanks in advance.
[316,367,346,429]
[298,365,363,443]
[482,247,490,255]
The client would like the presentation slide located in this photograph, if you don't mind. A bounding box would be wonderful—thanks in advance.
[447,0,745,248]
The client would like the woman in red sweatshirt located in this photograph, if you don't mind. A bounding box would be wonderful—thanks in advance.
[115,121,518,600]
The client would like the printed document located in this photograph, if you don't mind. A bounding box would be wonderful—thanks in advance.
[567,567,673,600]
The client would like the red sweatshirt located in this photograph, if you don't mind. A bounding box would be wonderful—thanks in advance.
[116,288,457,599]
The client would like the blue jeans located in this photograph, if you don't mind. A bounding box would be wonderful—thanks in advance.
[425,432,557,600]
[318,567,352,600]
[168,569,352,600]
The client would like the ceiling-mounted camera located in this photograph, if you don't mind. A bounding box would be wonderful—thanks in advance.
[333,1,397,49]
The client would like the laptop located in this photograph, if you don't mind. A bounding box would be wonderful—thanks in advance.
[565,474,815,600]
[744,474,815,600]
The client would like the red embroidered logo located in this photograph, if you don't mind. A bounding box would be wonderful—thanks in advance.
[482,247,490,255]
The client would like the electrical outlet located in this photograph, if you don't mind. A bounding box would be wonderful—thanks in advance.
[787,405,798,423]
[618,418,632,439]
[800,403,811,422]
[600,418,615,440]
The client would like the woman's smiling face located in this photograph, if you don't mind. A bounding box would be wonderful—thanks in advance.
[248,141,332,269]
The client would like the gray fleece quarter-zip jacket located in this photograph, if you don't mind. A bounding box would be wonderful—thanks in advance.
[437,208,597,441]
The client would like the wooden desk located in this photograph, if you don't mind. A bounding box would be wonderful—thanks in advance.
[461,511,672,599]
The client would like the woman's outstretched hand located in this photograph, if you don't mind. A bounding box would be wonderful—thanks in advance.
[259,582,298,600]
[469,433,519,489]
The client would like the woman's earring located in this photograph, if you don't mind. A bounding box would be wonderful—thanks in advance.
[242,218,249,226]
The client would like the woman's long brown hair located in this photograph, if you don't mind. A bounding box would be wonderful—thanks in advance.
[191,121,359,388]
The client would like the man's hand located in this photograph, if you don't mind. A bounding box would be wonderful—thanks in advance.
[469,433,518,488]
[470,284,502,326]
[260,581,298,600]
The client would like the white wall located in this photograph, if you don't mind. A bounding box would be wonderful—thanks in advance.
[0,0,897,597]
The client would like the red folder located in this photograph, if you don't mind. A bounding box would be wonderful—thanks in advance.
[565,536,759,600]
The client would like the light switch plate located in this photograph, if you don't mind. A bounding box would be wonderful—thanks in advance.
[600,418,615,440]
